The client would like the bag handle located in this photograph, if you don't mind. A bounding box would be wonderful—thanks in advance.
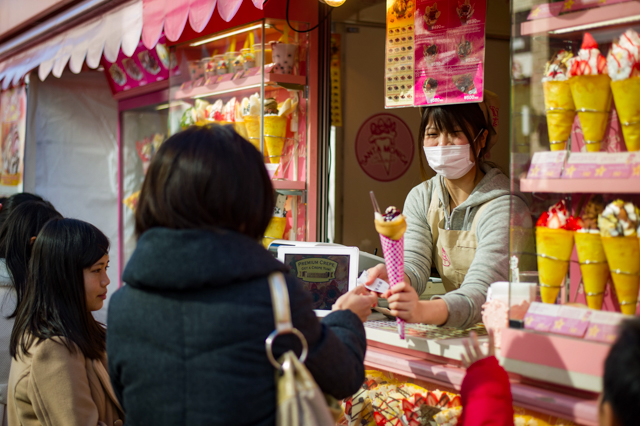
[266,272,309,369]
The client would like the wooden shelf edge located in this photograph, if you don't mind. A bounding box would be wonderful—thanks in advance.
[520,177,640,193]
[174,73,307,100]
[521,2,640,36]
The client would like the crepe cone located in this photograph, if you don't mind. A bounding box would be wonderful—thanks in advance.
[262,216,287,249]
[575,232,609,310]
[569,74,612,152]
[602,236,640,315]
[379,234,406,339]
[264,115,287,164]
[536,227,574,304]
[543,81,575,151]
[611,77,640,151]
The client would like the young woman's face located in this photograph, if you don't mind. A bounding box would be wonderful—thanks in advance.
[423,122,470,148]
[83,254,110,312]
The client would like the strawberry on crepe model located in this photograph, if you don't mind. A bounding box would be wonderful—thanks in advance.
[542,50,575,151]
[567,33,612,152]
[608,29,640,151]
[536,201,580,304]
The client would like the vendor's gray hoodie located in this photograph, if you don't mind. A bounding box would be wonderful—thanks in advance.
[404,164,531,328]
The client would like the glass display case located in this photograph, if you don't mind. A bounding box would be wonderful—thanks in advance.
[168,19,311,248]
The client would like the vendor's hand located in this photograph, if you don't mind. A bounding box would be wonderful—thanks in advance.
[333,285,378,322]
[461,330,495,368]
[382,281,421,323]
[366,264,388,285]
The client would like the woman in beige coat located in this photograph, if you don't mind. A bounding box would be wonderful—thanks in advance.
[7,218,124,426]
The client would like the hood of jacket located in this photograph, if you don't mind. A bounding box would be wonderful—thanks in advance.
[435,163,530,229]
[122,227,287,291]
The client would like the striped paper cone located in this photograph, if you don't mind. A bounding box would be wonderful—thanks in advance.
[380,234,406,339]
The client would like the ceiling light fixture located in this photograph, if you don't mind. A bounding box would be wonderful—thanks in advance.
[319,0,347,6]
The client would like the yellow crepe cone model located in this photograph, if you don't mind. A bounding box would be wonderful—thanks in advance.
[568,33,612,152]
[608,29,640,151]
[535,201,579,304]
[575,195,608,310]
[599,200,640,315]
[262,194,288,249]
[543,51,575,151]
[374,207,407,241]
[264,114,287,164]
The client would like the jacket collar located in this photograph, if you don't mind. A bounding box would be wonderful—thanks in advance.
[92,359,124,414]
[122,227,287,291]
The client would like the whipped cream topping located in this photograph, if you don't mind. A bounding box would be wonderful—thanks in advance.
[568,48,606,77]
[607,29,640,81]
[542,50,572,82]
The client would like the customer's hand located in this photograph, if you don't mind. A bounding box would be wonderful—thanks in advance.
[382,281,421,323]
[365,264,388,285]
[333,286,378,322]
[461,330,495,368]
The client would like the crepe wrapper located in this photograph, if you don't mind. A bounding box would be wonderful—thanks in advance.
[262,216,287,249]
[569,74,612,152]
[536,227,574,304]
[575,232,609,310]
[602,236,640,315]
[543,80,575,150]
[264,115,288,164]
[611,77,640,151]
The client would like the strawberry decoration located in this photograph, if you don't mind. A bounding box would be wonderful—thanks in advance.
[426,391,438,406]
[401,399,414,413]
[437,392,450,407]
[597,55,607,74]
[373,412,387,425]
[449,395,462,408]
[582,32,598,50]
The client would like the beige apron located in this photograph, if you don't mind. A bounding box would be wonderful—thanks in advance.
[427,192,493,292]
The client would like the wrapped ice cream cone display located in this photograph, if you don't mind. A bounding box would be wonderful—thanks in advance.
[567,33,611,152]
[535,201,580,304]
[371,192,407,339]
[542,51,575,151]
[262,194,287,249]
[599,200,640,315]
[264,114,287,164]
[608,29,640,151]
[575,196,609,310]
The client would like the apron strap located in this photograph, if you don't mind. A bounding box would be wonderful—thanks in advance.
[469,199,497,233]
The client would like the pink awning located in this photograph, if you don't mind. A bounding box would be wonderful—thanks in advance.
[142,0,264,49]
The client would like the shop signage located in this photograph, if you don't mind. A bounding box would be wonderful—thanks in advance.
[385,0,486,108]
[561,152,636,179]
[527,151,567,179]
[0,85,26,193]
[355,113,414,182]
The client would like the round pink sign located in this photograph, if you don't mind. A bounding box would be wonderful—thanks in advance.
[355,113,414,182]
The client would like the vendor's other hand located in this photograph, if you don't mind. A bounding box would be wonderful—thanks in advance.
[333,285,378,322]
[461,330,495,368]
[382,281,421,323]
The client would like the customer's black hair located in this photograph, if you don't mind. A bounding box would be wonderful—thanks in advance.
[602,317,640,426]
[0,201,62,317]
[0,193,49,232]
[10,218,109,360]
[135,124,274,241]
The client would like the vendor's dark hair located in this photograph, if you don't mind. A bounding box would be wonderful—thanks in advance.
[602,317,640,426]
[418,104,497,180]
[0,201,62,318]
[0,193,49,232]
[135,124,274,241]
[10,218,109,360]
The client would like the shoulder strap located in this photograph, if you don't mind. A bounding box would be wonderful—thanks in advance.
[268,272,293,334]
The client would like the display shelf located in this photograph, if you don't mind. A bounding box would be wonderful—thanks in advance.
[500,328,610,393]
[173,73,307,101]
[520,177,640,193]
[366,346,600,426]
[521,2,640,36]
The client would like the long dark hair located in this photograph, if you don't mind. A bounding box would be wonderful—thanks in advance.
[418,104,498,180]
[135,124,274,241]
[10,218,109,360]
[0,193,48,232]
[0,201,62,317]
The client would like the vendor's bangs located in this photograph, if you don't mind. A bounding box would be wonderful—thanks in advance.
[424,107,463,135]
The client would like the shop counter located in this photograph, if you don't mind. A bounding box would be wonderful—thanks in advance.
[362,320,600,425]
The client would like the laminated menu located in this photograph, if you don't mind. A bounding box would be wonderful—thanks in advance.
[385,0,416,107]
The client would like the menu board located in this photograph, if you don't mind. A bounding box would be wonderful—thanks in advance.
[0,85,26,192]
[385,0,486,108]
[385,0,416,107]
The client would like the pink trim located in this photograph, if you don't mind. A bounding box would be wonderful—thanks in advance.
[521,177,640,194]
[521,2,640,35]
[307,24,318,241]
[501,328,610,377]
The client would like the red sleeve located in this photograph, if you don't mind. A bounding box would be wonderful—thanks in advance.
[459,356,513,426]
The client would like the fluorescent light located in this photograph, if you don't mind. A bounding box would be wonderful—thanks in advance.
[192,83,262,99]
[190,24,266,47]
[550,15,640,34]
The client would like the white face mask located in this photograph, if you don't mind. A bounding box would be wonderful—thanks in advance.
[422,129,484,180]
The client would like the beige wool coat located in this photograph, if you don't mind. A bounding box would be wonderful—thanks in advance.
[7,336,124,426]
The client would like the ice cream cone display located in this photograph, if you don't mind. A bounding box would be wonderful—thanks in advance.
[371,192,407,339]
[567,33,611,152]
[262,194,288,249]
[575,196,608,310]
[608,30,640,151]
[542,51,575,151]
[535,201,581,304]
[599,200,640,315]
[264,114,287,164]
